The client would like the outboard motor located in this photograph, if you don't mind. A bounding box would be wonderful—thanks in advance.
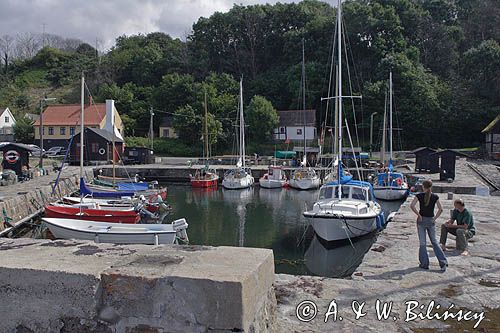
[172,218,189,244]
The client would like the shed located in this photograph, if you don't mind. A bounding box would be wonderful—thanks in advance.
[482,115,500,160]
[69,128,124,165]
[123,147,155,165]
[431,149,468,181]
[0,143,32,176]
[411,147,439,173]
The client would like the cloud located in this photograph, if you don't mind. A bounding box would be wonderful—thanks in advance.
[0,0,297,50]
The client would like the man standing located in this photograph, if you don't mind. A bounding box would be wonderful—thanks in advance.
[440,199,475,256]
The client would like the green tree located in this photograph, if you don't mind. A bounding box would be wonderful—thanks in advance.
[13,116,34,143]
[246,95,278,142]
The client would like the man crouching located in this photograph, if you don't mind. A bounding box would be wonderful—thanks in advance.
[440,198,475,256]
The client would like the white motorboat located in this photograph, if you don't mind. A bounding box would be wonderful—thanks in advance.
[303,180,382,241]
[259,166,287,188]
[222,78,254,190]
[42,218,189,245]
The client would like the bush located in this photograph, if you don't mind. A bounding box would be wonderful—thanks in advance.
[125,137,201,157]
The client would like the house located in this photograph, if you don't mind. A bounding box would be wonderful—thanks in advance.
[274,109,317,142]
[69,127,123,165]
[33,99,124,149]
[0,107,16,141]
[159,115,178,139]
[411,147,439,173]
[123,147,155,165]
[482,115,500,160]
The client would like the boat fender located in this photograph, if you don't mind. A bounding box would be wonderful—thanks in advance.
[396,178,402,186]
[376,212,385,230]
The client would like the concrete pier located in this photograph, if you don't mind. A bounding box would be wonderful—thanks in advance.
[0,241,276,332]
[275,160,500,331]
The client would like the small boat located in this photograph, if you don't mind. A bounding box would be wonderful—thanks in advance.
[259,166,287,188]
[289,163,321,190]
[42,217,189,245]
[44,205,140,224]
[222,78,254,190]
[81,178,167,200]
[190,168,219,188]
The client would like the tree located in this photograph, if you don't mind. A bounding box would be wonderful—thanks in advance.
[246,95,278,142]
[13,116,34,143]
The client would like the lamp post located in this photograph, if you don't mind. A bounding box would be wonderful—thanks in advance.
[369,112,378,157]
[39,97,57,169]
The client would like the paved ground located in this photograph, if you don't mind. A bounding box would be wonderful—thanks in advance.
[276,161,500,332]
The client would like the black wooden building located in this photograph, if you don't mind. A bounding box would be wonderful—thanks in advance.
[431,149,468,181]
[482,115,500,160]
[69,128,123,165]
[123,147,154,165]
[412,147,439,173]
[0,143,31,176]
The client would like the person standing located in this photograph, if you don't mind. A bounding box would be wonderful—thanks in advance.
[410,179,448,271]
[440,199,475,256]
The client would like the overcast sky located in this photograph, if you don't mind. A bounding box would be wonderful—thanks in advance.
[0,0,300,50]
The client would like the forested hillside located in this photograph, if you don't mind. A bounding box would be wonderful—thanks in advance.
[0,0,498,153]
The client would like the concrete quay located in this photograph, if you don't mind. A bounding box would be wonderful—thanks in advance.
[0,240,276,333]
[275,162,500,332]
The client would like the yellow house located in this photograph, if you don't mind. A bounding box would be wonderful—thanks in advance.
[159,115,178,139]
[34,100,124,148]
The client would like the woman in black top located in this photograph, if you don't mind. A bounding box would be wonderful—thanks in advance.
[410,179,447,271]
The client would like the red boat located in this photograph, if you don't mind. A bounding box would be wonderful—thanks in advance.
[44,205,140,224]
[190,169,219,188]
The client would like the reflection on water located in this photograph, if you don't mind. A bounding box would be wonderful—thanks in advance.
[166,185,403,277]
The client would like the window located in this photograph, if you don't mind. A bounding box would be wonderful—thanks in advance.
[5,116,9,123]
[70,127,75,135]
[91,143,99,153]
[319,186,333,200]
[48,127,54,135]
[280,127,285,134]
[162,128,170,137]
[60,127,66,135]
[351,187,366,201]
[297,129,302,135]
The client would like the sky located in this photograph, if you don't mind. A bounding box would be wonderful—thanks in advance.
[0,0,299,50]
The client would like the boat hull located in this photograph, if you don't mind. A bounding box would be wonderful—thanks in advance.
[259,178,286,188]
[44,205,140,224]
[373,187,408,201]
[222,175,254,189]
[289,177,321,190]
[191,177,219,188]
[306,214,378,241]
[42,218,177,245]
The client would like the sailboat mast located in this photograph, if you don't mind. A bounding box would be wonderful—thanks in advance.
[337,0,343,185]
[80,72,84,179]
[302,39,306,164]
[240,78,245,168]
[204,90,209,160]
[389,71,393,161]
[381,90,387,165]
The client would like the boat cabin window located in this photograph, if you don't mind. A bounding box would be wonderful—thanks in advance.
[351,187,366,200]
[319,186,349,200]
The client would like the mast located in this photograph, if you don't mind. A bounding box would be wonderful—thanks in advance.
[301,38,306,165]
[204,90,209,161]
[239,77,245,168]
[112,112,116,186]
[337,0,343,190]
[80,72,84,179]
[389,71,393,161]
[381,90,387,165]
[334,64,339,162]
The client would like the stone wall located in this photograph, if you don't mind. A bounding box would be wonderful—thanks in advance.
[0,239,276,332]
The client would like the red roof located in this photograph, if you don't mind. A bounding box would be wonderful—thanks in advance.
[34,104,106,126]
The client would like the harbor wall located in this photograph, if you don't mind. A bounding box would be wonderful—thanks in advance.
[0,239,276,333]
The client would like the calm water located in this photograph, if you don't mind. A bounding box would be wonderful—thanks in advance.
[164,184,403,277]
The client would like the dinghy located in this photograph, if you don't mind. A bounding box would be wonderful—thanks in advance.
[44,205,140,224]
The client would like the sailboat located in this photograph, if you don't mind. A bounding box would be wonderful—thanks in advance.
[303,0,383,242]
[288,40,321,190]
[373,72,409,201]
[190,92,219,188]
[222,78,254,189]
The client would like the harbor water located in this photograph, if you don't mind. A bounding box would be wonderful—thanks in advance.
[163,184,403,278]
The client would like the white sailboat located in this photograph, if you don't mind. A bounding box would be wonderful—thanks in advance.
[303,0,383,242]
[289,40,321,190]
[373,72,409,201]
[222,78,254,189]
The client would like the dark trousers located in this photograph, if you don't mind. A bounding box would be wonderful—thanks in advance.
[440,225,473,251]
